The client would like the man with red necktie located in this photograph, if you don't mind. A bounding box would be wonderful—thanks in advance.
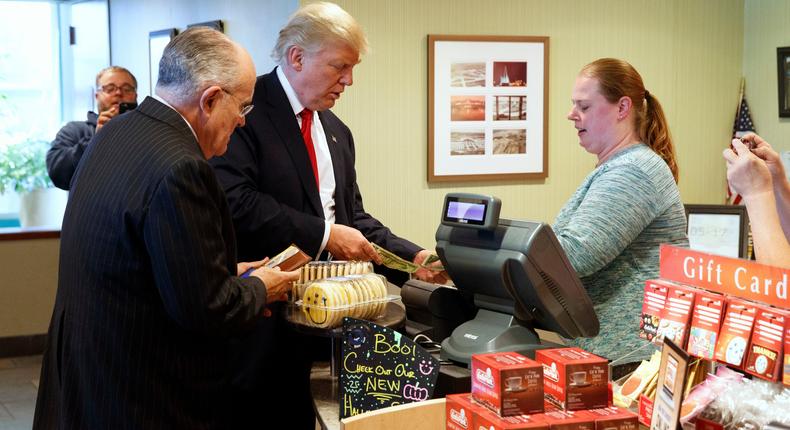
[209,3,448,429]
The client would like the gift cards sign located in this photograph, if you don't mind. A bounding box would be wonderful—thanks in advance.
[340,317,439,418]
[659,245,789,309]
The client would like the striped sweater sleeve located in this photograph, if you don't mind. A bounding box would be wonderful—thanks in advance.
[555,163,661,277]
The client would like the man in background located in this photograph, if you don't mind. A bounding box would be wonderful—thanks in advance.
[46,66,138,189]
[33,27,297,429]
[210,3,446,428]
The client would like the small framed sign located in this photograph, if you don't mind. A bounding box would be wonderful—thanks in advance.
[340,318,439,419]
[187,20,224,33]
[148,28,178,94]
[650,338,691,430]
[779,47,790,118]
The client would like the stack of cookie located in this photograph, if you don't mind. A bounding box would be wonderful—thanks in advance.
[299,273,389,328]
[298,261,374,283]
[292,261,374,301]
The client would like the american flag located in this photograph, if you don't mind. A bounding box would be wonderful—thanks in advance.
[733,96,755,139]
[728,84,756,205]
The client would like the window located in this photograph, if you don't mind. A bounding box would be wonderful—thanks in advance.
[0,1,63,227]
[0,0,108,229]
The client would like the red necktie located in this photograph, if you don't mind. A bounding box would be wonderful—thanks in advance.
[299,109,319,188]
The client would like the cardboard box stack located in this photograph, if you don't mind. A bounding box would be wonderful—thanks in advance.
[471,352,544,416]
[535,348,608,411]
[445,350,637,430]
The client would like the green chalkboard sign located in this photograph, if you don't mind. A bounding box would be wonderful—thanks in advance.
[340,317,440,418]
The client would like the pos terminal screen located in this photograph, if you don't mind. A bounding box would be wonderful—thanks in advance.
[445,198,487,225]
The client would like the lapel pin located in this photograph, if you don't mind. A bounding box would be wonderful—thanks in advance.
[331,135,337,143]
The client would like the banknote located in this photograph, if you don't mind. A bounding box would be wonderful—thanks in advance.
[371,243,444,273]
[421,253,443,269]
[372,243,420,273]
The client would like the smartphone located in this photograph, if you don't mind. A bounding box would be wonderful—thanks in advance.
[119,102,138,114]
[730,138,754,152]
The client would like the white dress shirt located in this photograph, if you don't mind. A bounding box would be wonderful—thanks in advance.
[276,67,336,259]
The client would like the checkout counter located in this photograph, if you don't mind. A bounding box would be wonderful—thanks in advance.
[307,193,600,429]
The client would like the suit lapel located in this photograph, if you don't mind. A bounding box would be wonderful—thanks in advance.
[262,72,323,216]
[318,111,349,225]
[136,97,203,157]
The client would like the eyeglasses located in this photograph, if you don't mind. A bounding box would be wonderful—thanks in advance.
[98,84,137,95]
[222,89,254,117]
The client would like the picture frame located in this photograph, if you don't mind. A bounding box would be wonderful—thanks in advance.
[778,47,790,118]
[650,338,691,429]
[684,204,749,259]
[149,28,178,95]
[187,20,224,33]
[428,35,549,182]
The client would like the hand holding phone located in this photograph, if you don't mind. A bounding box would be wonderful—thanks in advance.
[119,102,138,114]
[730,138,753,153]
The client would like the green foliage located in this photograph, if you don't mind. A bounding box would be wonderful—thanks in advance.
[0,139,53,194]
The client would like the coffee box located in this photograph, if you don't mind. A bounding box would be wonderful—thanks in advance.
[714,298,757,368]
[744,305,786,381]
[471,352,544,416]
[535,347,608,411]
[686,290,725,359]
[447,393,484,430]
[581,406,639,430]
[475,407,549,430]
[539,409,596,430]
[640,280,670,342]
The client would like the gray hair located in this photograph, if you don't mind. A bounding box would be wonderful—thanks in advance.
[272,2,369,65]
[156,27,242,103]
[95,66,137,89]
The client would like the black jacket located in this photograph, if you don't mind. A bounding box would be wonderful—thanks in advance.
[46,111,98,190]
[210,69,421,263]
[34,97,267,429]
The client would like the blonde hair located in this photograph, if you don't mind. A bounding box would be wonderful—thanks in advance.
[271,2,369,65]
[581,58,679,183]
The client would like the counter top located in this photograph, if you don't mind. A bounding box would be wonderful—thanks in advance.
[311,361,340,430]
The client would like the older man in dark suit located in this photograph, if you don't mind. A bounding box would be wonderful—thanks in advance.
[210,3,447,429]
[33,27,298,429]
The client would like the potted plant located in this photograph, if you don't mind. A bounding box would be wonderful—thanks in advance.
[0,139,67,227]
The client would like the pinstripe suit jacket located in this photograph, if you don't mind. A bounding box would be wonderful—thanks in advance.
[33,97,268,429]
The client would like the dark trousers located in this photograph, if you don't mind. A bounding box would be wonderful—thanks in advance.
[229,303,329,429]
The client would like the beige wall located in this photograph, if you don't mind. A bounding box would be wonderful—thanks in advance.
[0,0,754,338]
[109,0,297,99]
[0,238,59,337]
[326,0,744,249]
[743,0,790,151]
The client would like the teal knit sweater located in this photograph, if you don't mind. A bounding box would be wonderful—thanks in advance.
[553,143,688,361]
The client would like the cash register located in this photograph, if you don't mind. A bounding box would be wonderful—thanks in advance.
[402,193,600,368]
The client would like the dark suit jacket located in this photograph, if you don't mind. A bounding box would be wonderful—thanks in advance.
[210,68,421,263]
[46,111,98,190]
[33,97,268,430]
[209,69,422,429]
